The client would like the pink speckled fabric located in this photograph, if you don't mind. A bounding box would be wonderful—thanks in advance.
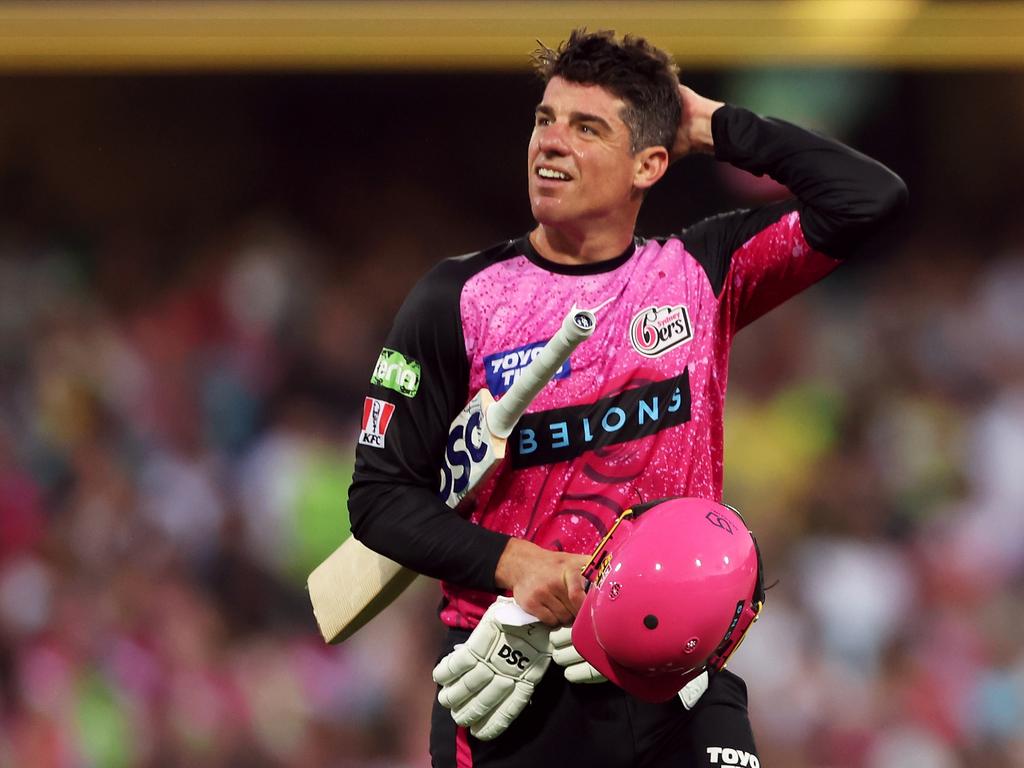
[441,212,838,628]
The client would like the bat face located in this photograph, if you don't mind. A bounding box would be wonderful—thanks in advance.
[439,389,504,508]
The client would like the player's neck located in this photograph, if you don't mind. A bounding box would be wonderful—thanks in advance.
[530,223,636,267]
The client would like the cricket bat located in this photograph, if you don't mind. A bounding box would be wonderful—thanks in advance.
[308,306,597,644]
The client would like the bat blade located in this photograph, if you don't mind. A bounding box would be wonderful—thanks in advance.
[311,388,502,645]
[307,536,418,644]
[308,306,597,644]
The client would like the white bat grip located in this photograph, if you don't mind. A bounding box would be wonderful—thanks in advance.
[487,308,596,439]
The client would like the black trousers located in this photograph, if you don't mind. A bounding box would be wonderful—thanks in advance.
[430,629,760,768]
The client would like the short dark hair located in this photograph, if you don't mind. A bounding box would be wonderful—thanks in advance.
[533,29,681,153]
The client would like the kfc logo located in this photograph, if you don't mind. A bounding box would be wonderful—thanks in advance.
[359,397,396,448]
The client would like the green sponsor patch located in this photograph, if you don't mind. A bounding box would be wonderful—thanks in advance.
[371,348,421,397]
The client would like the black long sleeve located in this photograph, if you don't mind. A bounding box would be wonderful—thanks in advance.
[347,245,518,592]
[712,105,908,258]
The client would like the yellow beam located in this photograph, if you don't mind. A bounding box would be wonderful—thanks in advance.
[0,1,1022,72]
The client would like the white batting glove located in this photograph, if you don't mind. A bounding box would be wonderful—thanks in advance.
[432,597,552,741]
[550,626,608,684]
[678,670,710,710]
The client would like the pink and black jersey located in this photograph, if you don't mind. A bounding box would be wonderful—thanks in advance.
[349,105,906,630]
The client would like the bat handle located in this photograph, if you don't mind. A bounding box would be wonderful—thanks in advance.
[488,308,596,439]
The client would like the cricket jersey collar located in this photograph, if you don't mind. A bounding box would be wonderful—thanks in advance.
[516,234,640,276]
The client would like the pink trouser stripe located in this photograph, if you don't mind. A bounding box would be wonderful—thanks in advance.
[456,726,473,768]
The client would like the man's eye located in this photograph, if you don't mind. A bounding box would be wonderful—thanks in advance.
[580,124,595,135]
[536,116,551,126]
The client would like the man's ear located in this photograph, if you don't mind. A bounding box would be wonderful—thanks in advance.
[633,146,670,191]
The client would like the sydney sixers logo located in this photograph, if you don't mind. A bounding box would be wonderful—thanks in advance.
[630,305,693,358]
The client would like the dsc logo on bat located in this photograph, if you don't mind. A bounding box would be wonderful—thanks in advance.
[438,401,490,506]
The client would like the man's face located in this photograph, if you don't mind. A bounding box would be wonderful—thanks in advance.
[528,77,642,228]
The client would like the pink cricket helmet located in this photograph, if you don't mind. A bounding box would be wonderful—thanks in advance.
[571,497,764,703]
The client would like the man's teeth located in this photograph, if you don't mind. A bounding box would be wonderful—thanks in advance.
[538,168,570,180]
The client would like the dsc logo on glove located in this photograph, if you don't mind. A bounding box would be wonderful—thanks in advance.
[498,644,530,669]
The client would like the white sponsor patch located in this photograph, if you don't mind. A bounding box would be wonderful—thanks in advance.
[359,397,396,448]
[706,746,759,767]
[629,305,693,357]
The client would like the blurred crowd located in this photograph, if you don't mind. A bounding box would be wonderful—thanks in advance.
[724,243,1024,767]
[1,72,1024,768]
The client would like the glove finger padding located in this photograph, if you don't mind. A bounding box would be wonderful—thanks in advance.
[550,627,582,666]
[550,626,607,684]
[451,675,515,727]
[562,658,608,684]
[469,681,534,741]
[550,644,582,667]
[432,643,479,686]
[438,662,495,710]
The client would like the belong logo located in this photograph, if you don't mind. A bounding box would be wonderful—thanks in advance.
[510,371,691,468]
[630,305,693,358]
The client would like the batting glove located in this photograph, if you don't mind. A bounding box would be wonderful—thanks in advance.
[678,670,710,710]
[551,625,710,704]
[550,626,607,684]
[432,597,552,741]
